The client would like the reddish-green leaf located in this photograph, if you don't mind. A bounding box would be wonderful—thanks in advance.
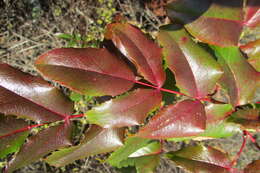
[244,0,260,28]
[5,123,73,173]
[228,108,260,130]
[244,160,260,173]
[137,100,206,139]
[240,39,260,72]
[158,24,223,98]
[205,103,233,124]
[87,89,162,128]
[212,46,260,106]
[35,48,135,96]
[45,125,124,167]
[166,145,232,173]
[166,0,244,46]
[0,64,73,123]
[0,115,29,159]
[105,23,165,87]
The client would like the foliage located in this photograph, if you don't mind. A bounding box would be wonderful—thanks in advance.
[0,0,260,173]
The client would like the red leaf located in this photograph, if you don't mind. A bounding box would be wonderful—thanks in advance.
[137,100,206,139]
[105,23,165,87]
[87,89,162,128]
[167,0,244,46]
[35,48,135,96]
[244,0,260,28]
[158,24,223,98]
[0,64,73,123]
[244,160,260,173]
[5,123,73,172]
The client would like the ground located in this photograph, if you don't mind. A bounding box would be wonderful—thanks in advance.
[0,0,259,172]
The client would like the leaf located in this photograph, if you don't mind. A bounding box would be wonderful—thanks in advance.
[105,23,165,87]
[107,137,154,167]
[240,39,260,72]
[35,48,135,96]
[205,103,233,124]
[0,64,73,123]
[212,46,260,106]
[87,89,162,128]
[228,108,260,130]
[129,141,161,158]
[166,145,232,173]
[137,99,206,139]
[166,0,244,46]
[244,160,260,173]
[158,24,223,98]
[0,114,29,159]
[45,125,124,167]
[244,0,260,28]
[5,123,73,173]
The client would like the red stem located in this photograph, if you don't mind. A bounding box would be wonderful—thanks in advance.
[231,131,248,166]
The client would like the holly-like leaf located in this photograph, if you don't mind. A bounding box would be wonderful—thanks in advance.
[212,46,260,106]
[158,24,223,98]
[107,137,156,167]
[87,89,162,128]
[0,115,29,159]
[35,48,135,96]
[166,0,244,46]
[45,125,124,167]
[244,0,260,28]
[105,23,165,87]
[244,160,260,173]
[228,108,260,130]
[5,123,73,173]
[137,99,206,139]
[240,39,260,72]
[0,64,73,123]
[166,145,232,173]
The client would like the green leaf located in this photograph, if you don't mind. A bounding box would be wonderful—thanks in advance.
[87,89,162,128]
[158,24,223,98]
[69,91,83,102]
[0,115,29,159]
[212,46,260,106]
[45,125,124,167]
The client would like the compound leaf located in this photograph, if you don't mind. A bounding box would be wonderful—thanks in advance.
[158,24,223,98]
[212,46,260,106]
[87,89,162,128]
[45,125,124,167]
[5,123,73,173]
[0,64,73,123]
[105,23,165,87]
[137,100,206,139]
[167,0,244,46]
[0,115,29,159]
[35,48,135,97]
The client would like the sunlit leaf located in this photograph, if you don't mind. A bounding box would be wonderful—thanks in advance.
[45,125,124,167]
[35,48,135,96]
[87,89,162,128]
[0,64,73,123]
[105,23,165,87]
[158,24,223,98]
[137,100,206,139]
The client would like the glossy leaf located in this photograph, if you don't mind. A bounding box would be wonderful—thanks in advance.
[212,46,260,106]
[166,0,244,46]
[46,125,124,167]
[0,115,29,159]
[35,48,135,96]
[105,23,165,87]
[107,137,154,167]
[240,39,260,72]
[0,64,73,123]
[129,141,161,158]
[205,103,233,124]
[228,108,260,130]
[166,145,231,173]
[137,100,206,139]
[244,160,260,173]
[87,89,162,128]
[244,0,260,28]
[5,123,73,173]
[158,24,223,98]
